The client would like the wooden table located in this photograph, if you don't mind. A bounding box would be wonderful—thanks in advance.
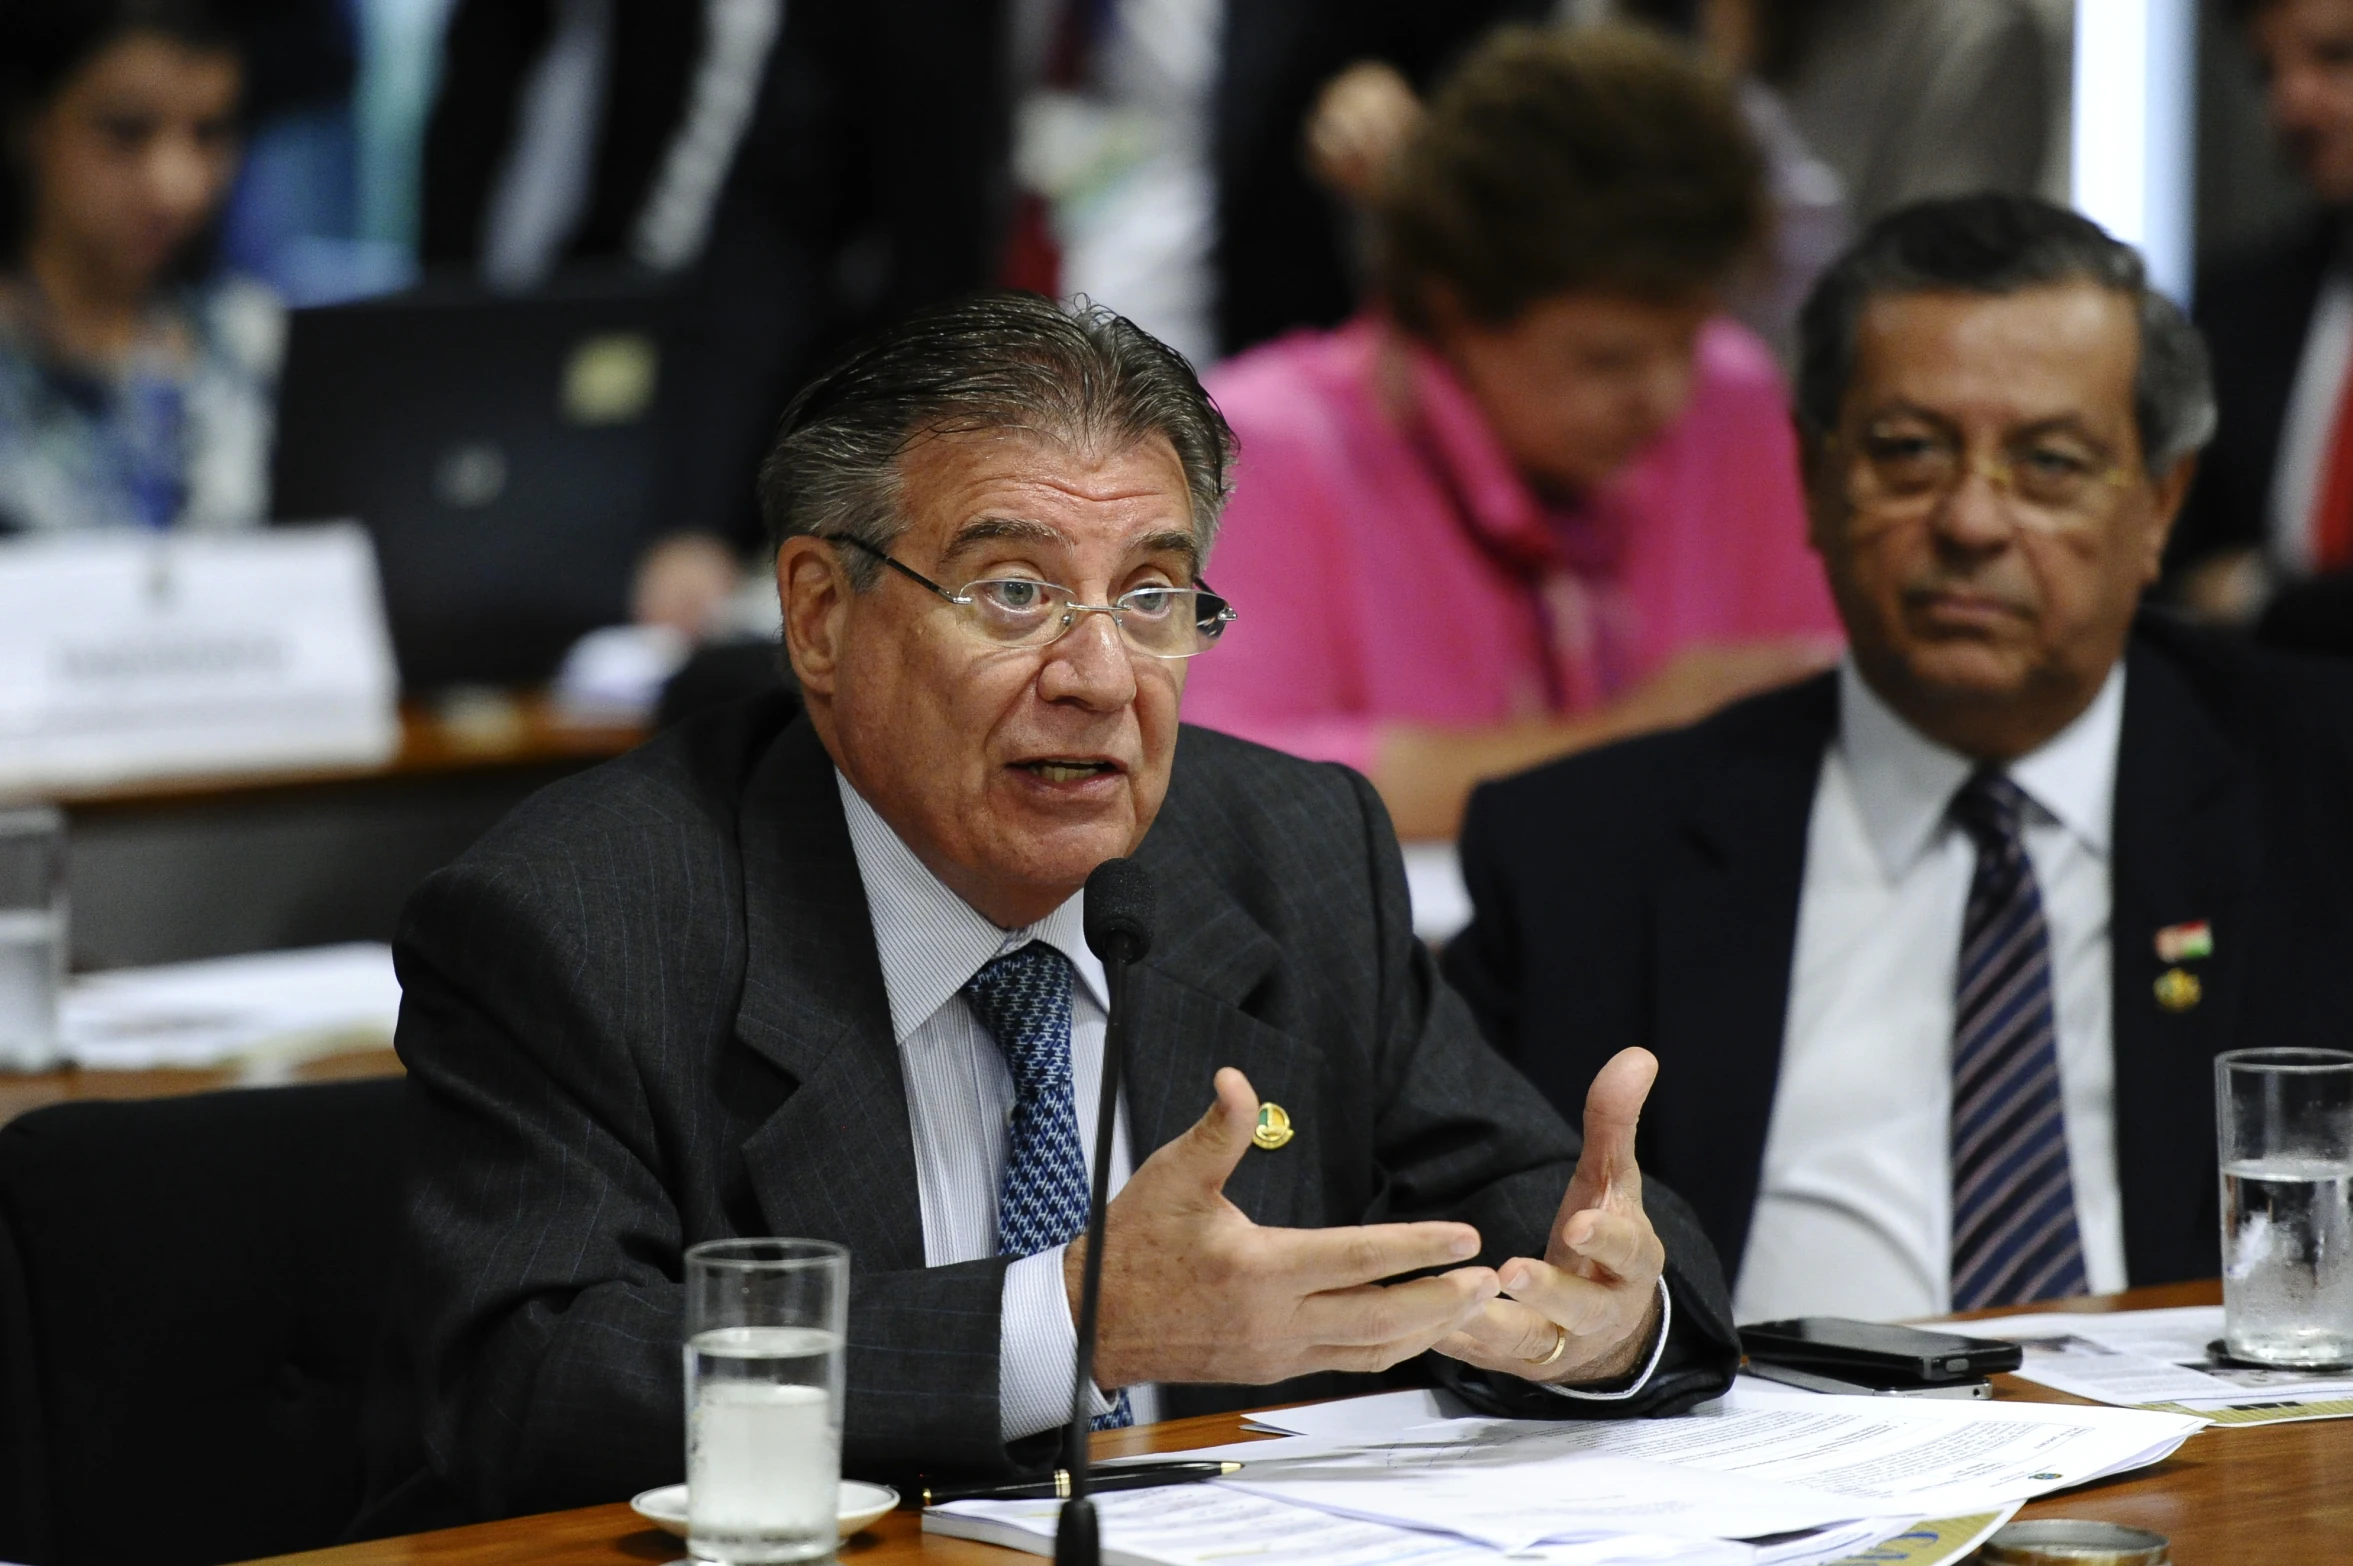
[55,693,644,971]
[0,1045,402,1130]
[0,693,631,1120]
[248,1280,2351,1565]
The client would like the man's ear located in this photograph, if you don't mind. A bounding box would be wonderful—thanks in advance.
[1800,434,1845,559]
[2139,452,2199,582]
[778,537,849,700]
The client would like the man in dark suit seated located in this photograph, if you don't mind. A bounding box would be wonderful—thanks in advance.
[2172,0,2353,623]
[370,293,1739,1524]
[1446,194,2353,1325]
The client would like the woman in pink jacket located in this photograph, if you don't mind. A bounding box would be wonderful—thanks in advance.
[1184,26,1840,838]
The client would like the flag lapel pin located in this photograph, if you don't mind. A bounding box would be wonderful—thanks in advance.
[2155,920,2212,963]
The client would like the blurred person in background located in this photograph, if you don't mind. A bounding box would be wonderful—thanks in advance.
[1710,0,2051,232]
[1306,3,1848,364]
[417,0,814,641]
[1184,26,1840,841]
[2171,0,2353,649]
[1002,0,1543,371]
[0,0,277,535]
[417,0,1548,648]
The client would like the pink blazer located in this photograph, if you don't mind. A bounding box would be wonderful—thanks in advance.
[1181,316,1841,774]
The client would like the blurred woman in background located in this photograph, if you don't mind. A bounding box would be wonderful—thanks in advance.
[0,0,275,534]
[1185,25,1839,839]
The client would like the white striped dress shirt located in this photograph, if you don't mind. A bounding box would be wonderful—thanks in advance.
[836,774,1160,1440]
[1733,661,2128,1322]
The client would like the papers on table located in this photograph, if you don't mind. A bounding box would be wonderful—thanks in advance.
[61,943,400,1071]
[1941,1305,2353,1426]
[924,1481,1934,1566]
[929,1386,2193,1566]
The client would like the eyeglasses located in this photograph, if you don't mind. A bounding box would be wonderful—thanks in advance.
[1831,421,2135,535]
[824,534,1237,659]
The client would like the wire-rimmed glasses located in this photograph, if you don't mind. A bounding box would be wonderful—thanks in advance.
[1829,418,2135,537]
[825,533,1237,659]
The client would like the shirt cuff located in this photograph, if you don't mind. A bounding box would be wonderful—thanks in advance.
[999,1244,1121,1442]
[1536,1277,1674,1402]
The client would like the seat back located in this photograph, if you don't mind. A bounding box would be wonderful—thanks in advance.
[0,1079,404,1565]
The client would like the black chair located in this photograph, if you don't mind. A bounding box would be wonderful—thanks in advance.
[0,1079,404,1565]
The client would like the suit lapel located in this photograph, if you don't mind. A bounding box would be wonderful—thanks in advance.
[732,721,929,1271]
[1648,675,1837,1278]
[1127,798,1324,1231]
[2110,640,2258,1284]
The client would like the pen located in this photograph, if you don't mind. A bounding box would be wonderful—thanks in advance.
[921,1460,1242,1506]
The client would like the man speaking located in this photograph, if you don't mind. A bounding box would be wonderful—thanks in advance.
[370,294,1737,1522]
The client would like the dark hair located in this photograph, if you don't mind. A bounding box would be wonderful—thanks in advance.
[757,292,1237,585]
[1794,193,2216,475]
[0,0,244,266]
[1375,24,1765,331]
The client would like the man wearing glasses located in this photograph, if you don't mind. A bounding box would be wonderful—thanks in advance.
[1447,195,2353,1328]
[367,293,1741,1528]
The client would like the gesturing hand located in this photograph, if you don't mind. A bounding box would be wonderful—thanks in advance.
[1070,1067,1502,1390]
[1433,1047,1667,1386]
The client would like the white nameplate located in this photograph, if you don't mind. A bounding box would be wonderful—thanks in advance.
[0,524,399,791]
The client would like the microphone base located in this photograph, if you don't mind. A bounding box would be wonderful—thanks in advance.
[1054,1496,1101,1566]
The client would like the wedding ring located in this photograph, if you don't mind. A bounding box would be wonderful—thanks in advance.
[1530,1325,1570,1368]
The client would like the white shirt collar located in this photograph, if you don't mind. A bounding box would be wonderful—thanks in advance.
[835,771,1109,1043]
[1836,656,2124,879]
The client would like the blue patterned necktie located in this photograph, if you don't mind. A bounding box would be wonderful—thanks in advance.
[1947,771,2089,1310]
[963,941,1134,1429]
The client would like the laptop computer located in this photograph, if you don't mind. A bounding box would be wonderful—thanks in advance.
[270,279,675,690]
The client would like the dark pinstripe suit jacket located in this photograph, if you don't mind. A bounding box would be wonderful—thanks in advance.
[371,697,1738,1522]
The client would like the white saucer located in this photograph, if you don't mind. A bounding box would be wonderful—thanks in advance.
[630,1479,900,1540]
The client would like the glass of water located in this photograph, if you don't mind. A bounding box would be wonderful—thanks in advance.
[2217,1048,2353,1368]
[685,1238,848,1564]
[0,807,66,1074]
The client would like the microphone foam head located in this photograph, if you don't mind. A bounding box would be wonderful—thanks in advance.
[1083,857,1156,963]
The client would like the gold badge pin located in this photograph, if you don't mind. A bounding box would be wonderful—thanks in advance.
[1252,1102,1294,1150]
[2154,968,2202,1013]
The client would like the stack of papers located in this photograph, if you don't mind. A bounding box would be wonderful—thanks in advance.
[61,943,400,1070]
[1943,1305,2353,1426]
[927,1386,2200,1566]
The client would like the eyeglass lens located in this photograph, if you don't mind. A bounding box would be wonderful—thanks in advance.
[1848,426,2122,522]
[962,580,1230,658]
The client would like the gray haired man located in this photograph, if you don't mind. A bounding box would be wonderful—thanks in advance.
[1448,194,2353,1326]
[363,293,1741,1528]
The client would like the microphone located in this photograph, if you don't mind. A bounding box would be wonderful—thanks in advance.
[1059,858,1157,1566]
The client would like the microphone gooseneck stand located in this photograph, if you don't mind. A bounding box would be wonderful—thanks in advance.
[1059,858,1157,1566]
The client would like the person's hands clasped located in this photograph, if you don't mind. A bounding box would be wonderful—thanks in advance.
[1069,1067,1501,1390]
[1432,1048,1667,1386]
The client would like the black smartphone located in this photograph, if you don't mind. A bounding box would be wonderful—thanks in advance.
[1738,1317,2024,1386]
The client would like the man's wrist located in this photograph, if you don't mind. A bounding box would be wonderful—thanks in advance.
[1002,1245,1119,1441]
[1540,1277,1673,1402]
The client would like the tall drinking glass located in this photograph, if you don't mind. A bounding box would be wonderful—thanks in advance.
[0,806,66,1073]
[685,1238,848,1564]
[2216,1048,2353,1368]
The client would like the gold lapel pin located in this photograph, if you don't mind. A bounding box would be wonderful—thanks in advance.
[1252,1102,1294,1150]
[2154,968,2202,1013]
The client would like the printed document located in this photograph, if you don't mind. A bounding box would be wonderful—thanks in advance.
[1942,1305,2353,1424]
[1201,1391,2194,1550]
[925,1480,1921,1566]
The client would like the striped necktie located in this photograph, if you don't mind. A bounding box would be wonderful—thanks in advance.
[1948,771,2089,1310]
[963,941,1134,1430]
